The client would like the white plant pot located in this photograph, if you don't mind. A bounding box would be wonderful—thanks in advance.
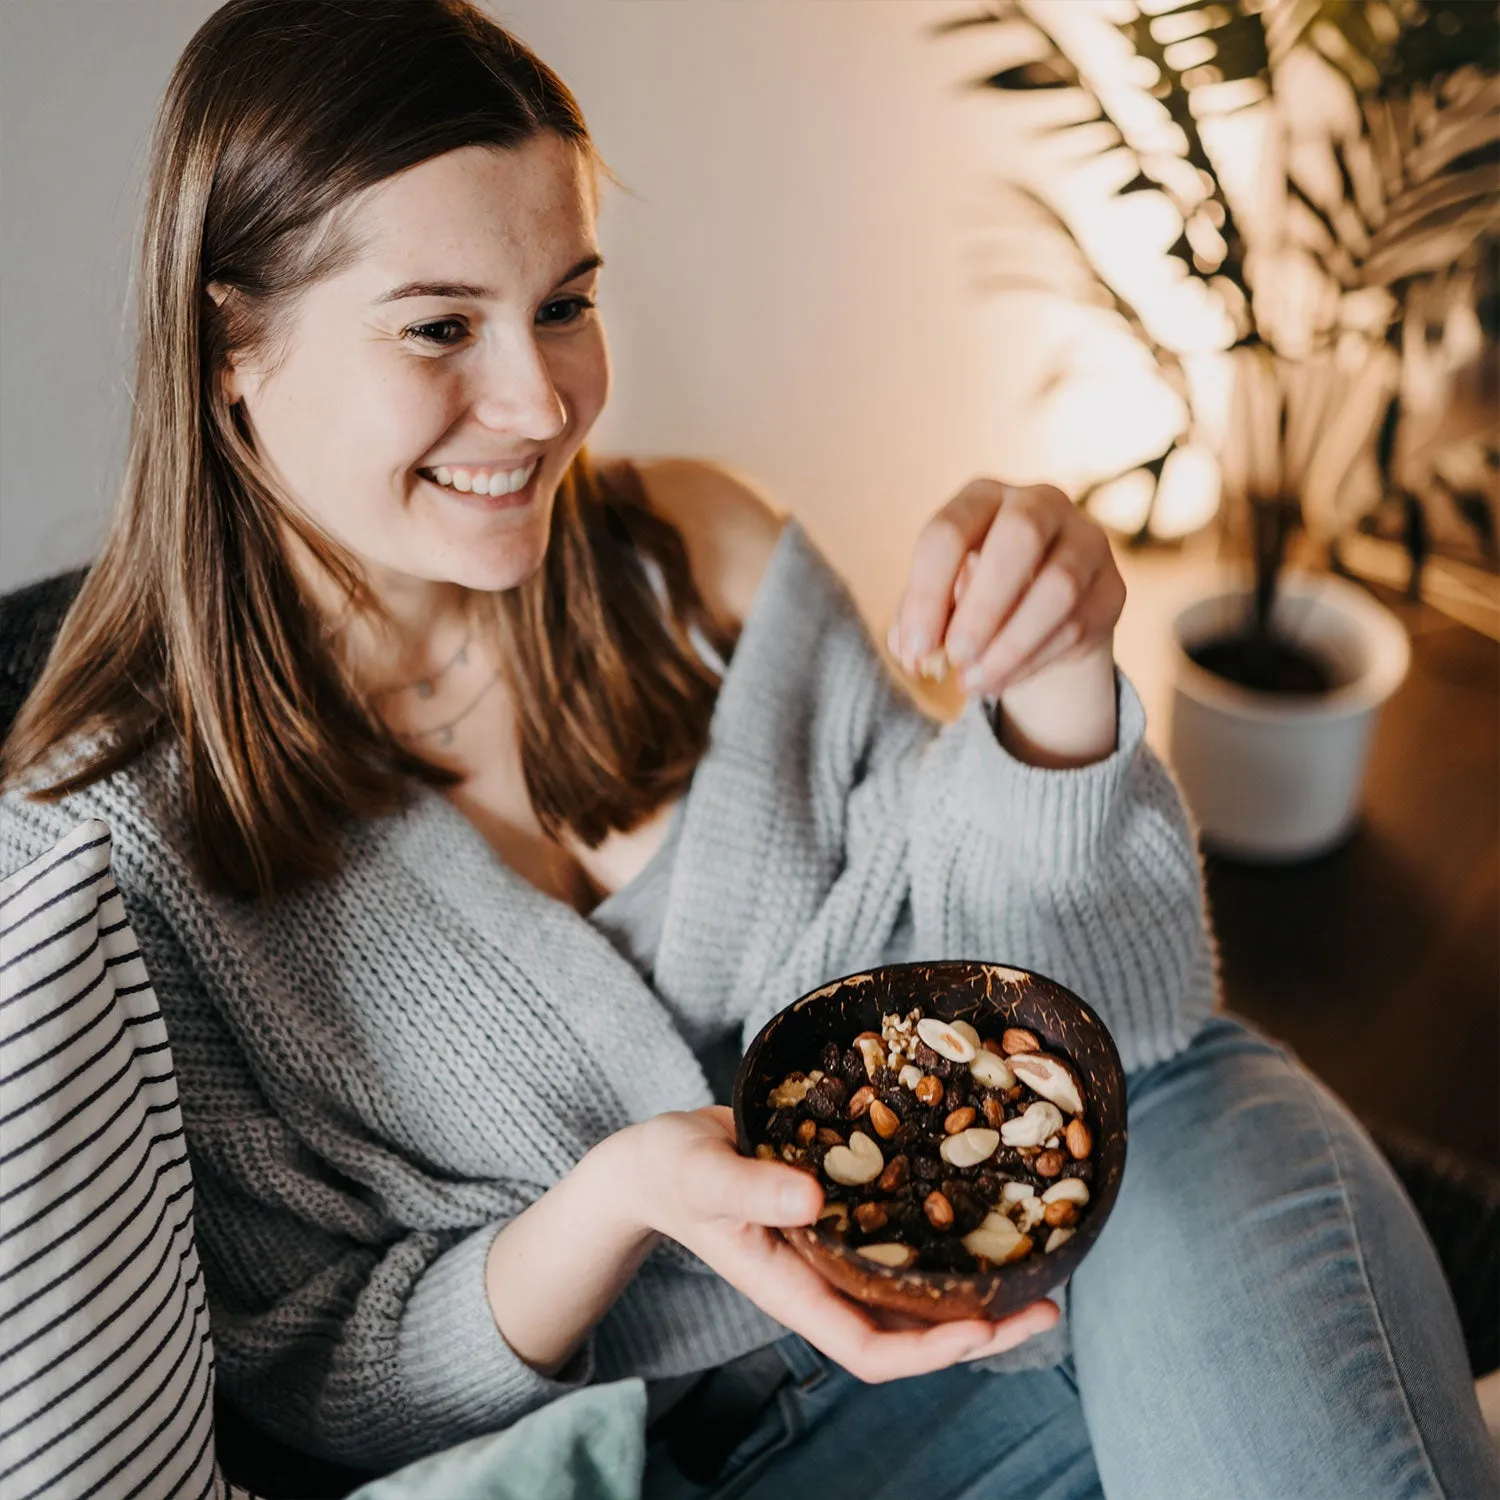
[1168,567,1411,861]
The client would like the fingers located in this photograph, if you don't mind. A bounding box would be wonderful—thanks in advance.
[959,1298,1062,1362]
[713,1228,1002,1382]
[985,566,1125,696]
[958,519,1120,698]
[894,481,1006,668]
[941,486,1069,674]
[678,1130,824,1228]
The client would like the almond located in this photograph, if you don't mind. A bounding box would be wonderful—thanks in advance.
[868,1099,901,1139]
[943,1106,977,1135]
[1044,1226,1075,1254]
[981,1096,1006,1129]
[876,1155,909,1192]
[816,1126,844,1147]
[796,1118,817,1146]
[1065,1117,1093,1160]
[848,1084,876,1119]
[924,1190,955,1230]
[1001,1027,1041,1056]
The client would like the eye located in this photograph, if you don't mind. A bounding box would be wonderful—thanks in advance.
[403,318,468,347]
[539,295,596,327]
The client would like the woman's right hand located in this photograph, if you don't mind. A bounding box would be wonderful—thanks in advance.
[617,1106,1060,1383]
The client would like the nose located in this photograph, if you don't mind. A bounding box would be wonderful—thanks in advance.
[470,328,568,443]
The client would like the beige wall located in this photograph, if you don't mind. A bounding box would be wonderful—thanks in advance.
[0,2,1050,622]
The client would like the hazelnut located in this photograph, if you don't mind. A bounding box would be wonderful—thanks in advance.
[924,1190,955,1230]
[914,1074,945,1108]
[1043,1199,1078,1228]
[868,1099,901,1139]
[848,1085,876,1119]
[1066,1117,1093,1160]
[943,1106,977,1135]
[876,1155,909,1193]
[855,1201,889,1233]
[1001,1027,1041,1055]
[1035,1149,1066,1178]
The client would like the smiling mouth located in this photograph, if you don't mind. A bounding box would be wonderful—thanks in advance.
[417,458,542,510]
[417,456,541,497]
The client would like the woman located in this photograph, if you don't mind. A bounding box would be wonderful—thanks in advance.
[2,2,1493,1495]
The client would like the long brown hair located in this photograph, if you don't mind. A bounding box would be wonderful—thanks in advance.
[0,0,734,901]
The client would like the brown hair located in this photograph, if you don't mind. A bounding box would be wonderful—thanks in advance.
[0,0,734,900]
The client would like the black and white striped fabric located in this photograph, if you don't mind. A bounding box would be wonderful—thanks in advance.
[0,819,249,1499]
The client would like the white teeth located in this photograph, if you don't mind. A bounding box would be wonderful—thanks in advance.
[426,459,537,496]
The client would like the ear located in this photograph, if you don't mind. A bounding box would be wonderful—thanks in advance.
[204,282,245,405]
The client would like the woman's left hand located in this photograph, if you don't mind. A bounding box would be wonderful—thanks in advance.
[888,479,1126,767]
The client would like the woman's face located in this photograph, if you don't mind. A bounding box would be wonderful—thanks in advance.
[221,135,609,596]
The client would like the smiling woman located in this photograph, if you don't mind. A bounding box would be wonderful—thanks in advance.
[1,15,732,902]
[2,2,1496,1496]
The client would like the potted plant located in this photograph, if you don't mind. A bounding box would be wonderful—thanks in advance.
[935,0,1498,858]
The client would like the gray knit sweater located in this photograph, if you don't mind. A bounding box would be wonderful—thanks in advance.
[0,520,1218,1470]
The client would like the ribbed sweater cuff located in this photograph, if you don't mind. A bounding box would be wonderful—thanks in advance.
[959,667,1148,875]
[398,1224,595,1445]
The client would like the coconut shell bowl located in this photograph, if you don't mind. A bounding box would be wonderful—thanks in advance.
[732,960,1128,1324]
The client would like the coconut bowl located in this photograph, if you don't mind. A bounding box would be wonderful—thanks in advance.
[732,959,1127,1324]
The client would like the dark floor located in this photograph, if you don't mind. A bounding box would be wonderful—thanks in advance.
[1205,585,1499,1168]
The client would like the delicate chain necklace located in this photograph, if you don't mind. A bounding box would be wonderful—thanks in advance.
[395,670,503,747]
[370,629,476,703]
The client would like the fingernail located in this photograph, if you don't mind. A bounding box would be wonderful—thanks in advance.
[961,663,989,692]
[780,1181,813,1218]
[946,633,977,669]
[886,621,902,659]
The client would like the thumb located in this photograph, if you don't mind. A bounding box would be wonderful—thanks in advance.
[683,1144,823,1227]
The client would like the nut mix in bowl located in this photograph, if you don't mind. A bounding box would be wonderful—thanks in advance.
[732,960,1127,1324]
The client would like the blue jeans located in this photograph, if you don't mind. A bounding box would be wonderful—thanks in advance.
[642,1015,1500,1499]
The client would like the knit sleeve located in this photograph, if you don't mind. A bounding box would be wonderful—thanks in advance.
[693,524,1218,1076]
[98,866,597,1471]
[191,1162,594,1470]
[902,670,1220,1071]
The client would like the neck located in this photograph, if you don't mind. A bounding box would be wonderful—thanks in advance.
[283,523,480,696]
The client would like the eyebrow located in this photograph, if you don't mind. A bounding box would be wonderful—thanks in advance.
[372,253,604,306]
